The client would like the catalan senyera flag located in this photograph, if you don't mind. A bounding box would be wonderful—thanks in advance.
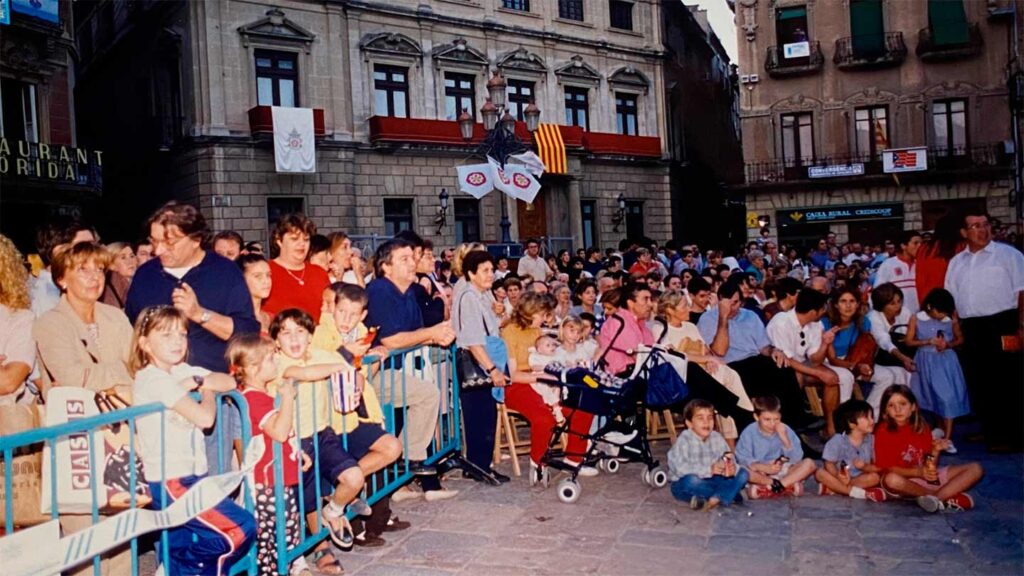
[874,118,889,151]
[534,123,566,174]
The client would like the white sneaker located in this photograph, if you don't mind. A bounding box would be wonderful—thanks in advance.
[391,485,422,503]
[916,494,944,513]
[944,441,958,455]
[564,460,599,477]
[601,429,638,445]
[423,488,459,502]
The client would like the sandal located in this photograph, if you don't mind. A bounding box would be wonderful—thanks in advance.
[309,549,344,575]
[321,507,354,551]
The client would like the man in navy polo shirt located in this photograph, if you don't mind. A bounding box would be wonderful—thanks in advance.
[366,239,456,499]
[125,201,259,473]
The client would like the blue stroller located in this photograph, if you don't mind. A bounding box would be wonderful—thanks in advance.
[538,346,688,503]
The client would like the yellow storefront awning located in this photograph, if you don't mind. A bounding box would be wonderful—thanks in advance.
[534,123,566,175]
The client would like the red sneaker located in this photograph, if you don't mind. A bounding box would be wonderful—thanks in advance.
[747,485,773,500]
[944,493,974,512]
[864,487,888,503]
[817,483,833,496]
[785,482,805,497]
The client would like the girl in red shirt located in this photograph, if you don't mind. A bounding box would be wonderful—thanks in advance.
[871,385,983,513]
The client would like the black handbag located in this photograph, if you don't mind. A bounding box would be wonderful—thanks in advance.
[875,323,913,367]
[455,292,494,389]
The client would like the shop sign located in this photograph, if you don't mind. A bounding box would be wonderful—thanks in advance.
[0,138,103,189]
[807,163,865,179]
[883,147,928,173]
[1,0,10,26]
[779,203,903,225]
[11,0,57,23]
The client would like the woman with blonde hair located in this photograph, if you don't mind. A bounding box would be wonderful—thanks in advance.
[327,230,367,286]
[32,241,135,576]
[100,241,137,308]
[650,289,753,448]
[0,234,35,403]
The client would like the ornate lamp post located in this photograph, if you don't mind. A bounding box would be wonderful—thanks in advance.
[457,69,541,244]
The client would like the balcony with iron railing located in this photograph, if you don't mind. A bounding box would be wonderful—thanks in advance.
[917,22,983,62]
[764,41,825,78]
[834,32,907,70]
[744,143,1010,185]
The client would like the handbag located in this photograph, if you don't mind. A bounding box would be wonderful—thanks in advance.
[845,330,878,367]
[0,403,49,528]
[454,292,497,390]
[875,324,913,367]
[41,387,151,515]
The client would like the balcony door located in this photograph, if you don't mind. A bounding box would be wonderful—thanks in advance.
[516,192,548,240]
[850,0,884,58]
[776,6,810,62]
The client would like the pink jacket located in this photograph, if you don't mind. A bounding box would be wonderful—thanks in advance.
[599,308,654,376]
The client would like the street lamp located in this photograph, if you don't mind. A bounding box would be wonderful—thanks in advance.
[435,188,450,235]
[612,193,627,232]
[457,70,541,244]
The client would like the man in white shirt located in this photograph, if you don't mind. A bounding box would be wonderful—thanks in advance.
[767,288,850,436]
[515,238,552,283]
[945,211,1024,452]
[874,230,922,313]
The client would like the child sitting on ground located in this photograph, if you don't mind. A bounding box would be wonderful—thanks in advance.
[814,399,887,502]
[736,395,817,498]
[271,308,370,573]
[131,306,256,576]
[668,399,749,511]
[229,333,312,576]
[873,385,983,513]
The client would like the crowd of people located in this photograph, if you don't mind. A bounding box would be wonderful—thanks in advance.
[0,201,1021,575]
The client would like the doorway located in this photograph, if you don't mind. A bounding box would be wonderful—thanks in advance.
[516,191,548,240]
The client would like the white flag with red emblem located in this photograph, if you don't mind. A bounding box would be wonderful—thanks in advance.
[272,106,316,173]
[456,163,495,199]
[488,156,541,203]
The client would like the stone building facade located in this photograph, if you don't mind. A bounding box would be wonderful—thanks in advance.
[75,0,675,250]
[732,0,1019,249]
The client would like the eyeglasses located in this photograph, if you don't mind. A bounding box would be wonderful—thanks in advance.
[966,222,992,231]
[149,235,189,250]
[799,330,806,347]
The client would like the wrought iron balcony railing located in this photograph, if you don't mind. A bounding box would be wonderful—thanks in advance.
[764,41,824,78]
[834,32,907,70]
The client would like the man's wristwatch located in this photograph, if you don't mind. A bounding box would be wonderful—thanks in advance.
[198,309,212,325]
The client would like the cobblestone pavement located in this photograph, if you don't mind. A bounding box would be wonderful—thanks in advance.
[330,432,1023,576]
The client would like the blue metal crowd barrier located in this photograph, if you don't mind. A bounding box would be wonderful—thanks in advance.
[269,344,460,575]
[0,343,461,576]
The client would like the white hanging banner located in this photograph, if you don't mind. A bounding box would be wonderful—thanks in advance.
[488,156,522,201]
[508,151,546,177]
[272,106,316,173]
[504,163,542,204]
[456,163,495,199]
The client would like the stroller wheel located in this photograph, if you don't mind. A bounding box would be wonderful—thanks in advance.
[600,458,621,474]
[641,467,651,486]
[650,466,669,488]
[556,479,582,504]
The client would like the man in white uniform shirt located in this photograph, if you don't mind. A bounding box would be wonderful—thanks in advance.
[944,210,1024,453]
[515,238,552,283]
[874,230,922,313]
[767,288,851,437]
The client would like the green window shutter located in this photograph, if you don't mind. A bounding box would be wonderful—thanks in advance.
[928,0,968,45]
[777,6,807,21]
[850,0,884,57]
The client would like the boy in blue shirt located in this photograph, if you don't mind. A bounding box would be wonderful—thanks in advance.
[736,396,817,499]
[668,399,750,511]
[814,399,887,501]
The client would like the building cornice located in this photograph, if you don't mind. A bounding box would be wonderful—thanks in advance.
[326,0,664,61]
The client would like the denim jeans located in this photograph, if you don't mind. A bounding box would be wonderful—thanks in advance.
[670,469,750,506]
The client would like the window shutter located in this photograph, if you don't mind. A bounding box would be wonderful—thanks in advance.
[850,0,884,57]
[928,0,968,45]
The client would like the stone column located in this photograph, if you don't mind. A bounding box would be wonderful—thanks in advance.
[568,178,584,249]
